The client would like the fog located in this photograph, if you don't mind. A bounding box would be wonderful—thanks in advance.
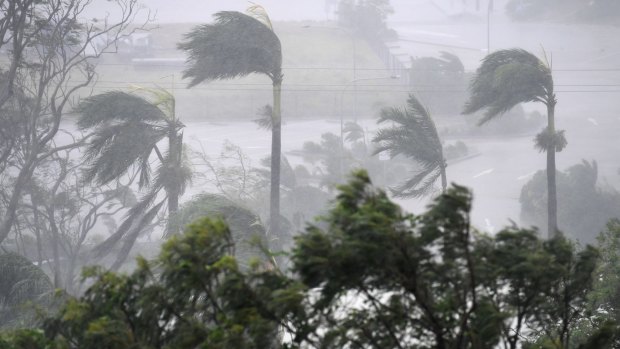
[1,0,619,314]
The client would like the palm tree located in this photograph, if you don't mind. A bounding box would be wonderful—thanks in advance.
[373,94,447,198]
[0,252,53,329]
[178,7,283,236]
[462,48,564,238]
[77,88,192,269]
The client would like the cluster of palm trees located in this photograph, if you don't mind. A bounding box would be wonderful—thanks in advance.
[374,48,561,238]
[78,4,562,262]
[75,6,284,265]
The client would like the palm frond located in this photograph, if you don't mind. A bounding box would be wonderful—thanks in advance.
[151,144,194,197]
[534,128,567,153]
[463,48,553,124]
[178,11,282,87]
[166,193,266,265]
[343,121,365,143]
[129,85,176,120]
[81,122,167,186]
[374,94,445,199]
[246,3,274,30]
[76,91,168,129]
[253,104,273,130]
[390,166,441,199]
[438,51,465,73]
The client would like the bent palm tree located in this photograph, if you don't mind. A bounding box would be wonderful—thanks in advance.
[373,94,447,198]
[178,8,283,236]
[77,89,192,269]
[462,48,564,238]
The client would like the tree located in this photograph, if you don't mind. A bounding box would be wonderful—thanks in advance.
[373,93,447,198]
[76,89,192,269]
[337,0,395,40]
[16,147,136,292]
[167,193,268,268]
[178,7,284,237]
[409,51,466,115]
[0,252,53,329]
[463,48,564,238]
[42,218,295,349]
[0,0,149,246]
[520,160,620,244]
[0,171,609,348]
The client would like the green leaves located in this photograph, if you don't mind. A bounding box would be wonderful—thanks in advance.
[178,11,282,86]
[463,48,553,123]
[535,127,568,153]
[373,93,446,198]
[8,171,609,349]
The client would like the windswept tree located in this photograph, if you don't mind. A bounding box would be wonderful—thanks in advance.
[0,0,149,246]
[178,6,283,236]
[373,93,447,198]
[462,48,564,237]
[76,88,192,269]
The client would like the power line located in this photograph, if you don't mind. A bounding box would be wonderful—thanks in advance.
[93,62,620,73]
[85,80,620,88]
[61,84,620,94]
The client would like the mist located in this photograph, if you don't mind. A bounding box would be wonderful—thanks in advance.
[1,0,620,345]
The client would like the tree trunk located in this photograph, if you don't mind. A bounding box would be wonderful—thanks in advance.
[440,161,448,193]
[270,79,282,237]
[167,131,182,215]
[546,101,558,238]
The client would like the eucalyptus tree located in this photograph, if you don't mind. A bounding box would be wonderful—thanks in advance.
[0,0,148,246]
[76,88,192,269]
[178,6,284,236]
[373,93,447,198]
[463,48,563,237]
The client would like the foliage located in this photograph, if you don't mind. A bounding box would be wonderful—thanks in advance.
[0,171,610,348]
[444,140,469,161]
[40,217,297,349]
[0,253,53,329]
[463,48,561,237]
[459,105,543,137]
[167,193,267,267]
[463,48,553,125]
[337,0,395,40]
[373,93,447,198]
[409,52,467,115]
[520,160,620,244]
[77,89,193,269]
[299,130,406,192]
[0,0,147,247]
[178,11,282,86]
[178,8,284,237]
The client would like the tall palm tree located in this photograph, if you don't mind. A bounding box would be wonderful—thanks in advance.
[178,7,283,236]
[77,88,192,269]
[373,94,447,198]
[462,48,565,238]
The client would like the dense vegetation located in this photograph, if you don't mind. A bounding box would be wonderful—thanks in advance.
[1,172,619,348]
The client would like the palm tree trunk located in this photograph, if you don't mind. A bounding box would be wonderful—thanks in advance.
[270,78,282,237]
[546,101,558,238]
[440,162,448,194]
[167,133,181,215]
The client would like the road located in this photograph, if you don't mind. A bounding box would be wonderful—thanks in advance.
[182,114,620,235]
